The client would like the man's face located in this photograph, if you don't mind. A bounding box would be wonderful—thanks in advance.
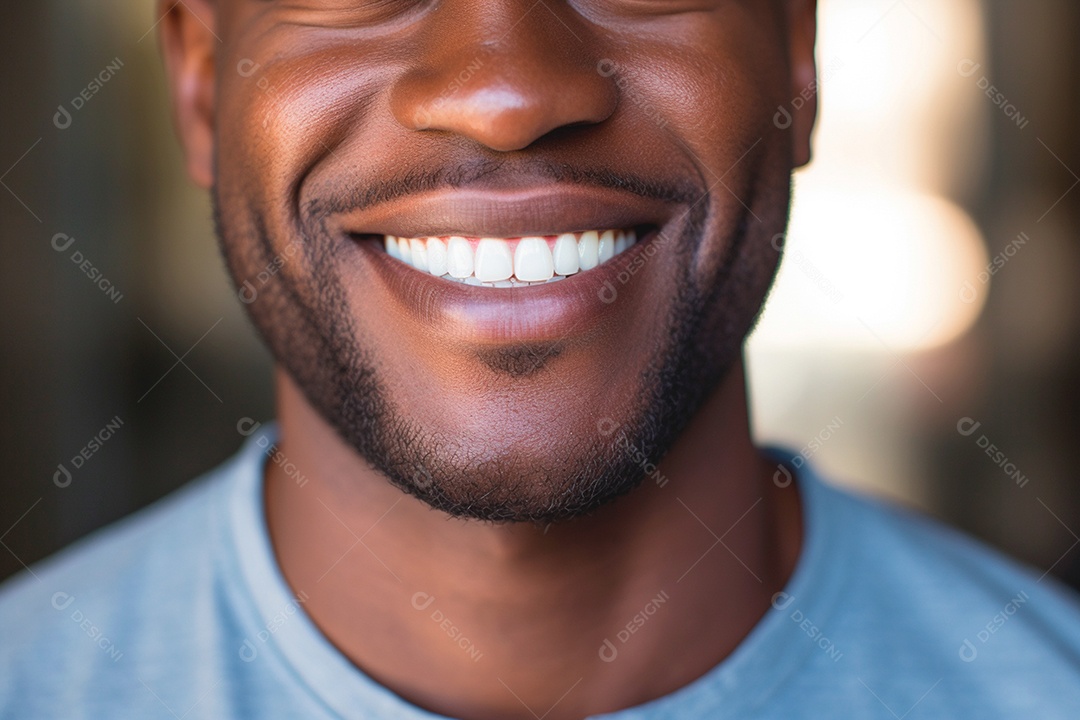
[163,0,816,523]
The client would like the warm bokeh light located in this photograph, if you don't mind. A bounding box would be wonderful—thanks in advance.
[753,186,988,352]
[750,0,989,354]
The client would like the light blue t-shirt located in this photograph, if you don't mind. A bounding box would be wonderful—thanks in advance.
[3,423,1080,719]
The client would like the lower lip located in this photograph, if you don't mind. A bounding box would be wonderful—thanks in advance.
[355,228,661,344]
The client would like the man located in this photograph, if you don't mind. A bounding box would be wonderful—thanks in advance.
[2,0,1079,717]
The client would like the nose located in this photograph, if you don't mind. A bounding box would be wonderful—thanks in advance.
[389,0,617,152]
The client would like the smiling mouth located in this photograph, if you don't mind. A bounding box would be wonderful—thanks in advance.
[379,226,650,288]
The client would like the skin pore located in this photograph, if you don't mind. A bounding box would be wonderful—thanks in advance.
[160,0,817,717]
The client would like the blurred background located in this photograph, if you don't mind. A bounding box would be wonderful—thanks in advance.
[1,0,1078,589]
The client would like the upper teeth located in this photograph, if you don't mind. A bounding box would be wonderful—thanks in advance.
[382,229,638,287]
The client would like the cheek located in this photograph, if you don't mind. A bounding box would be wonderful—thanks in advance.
[603,22,791,282]
[599,6,790,177]
[215,29,394,249]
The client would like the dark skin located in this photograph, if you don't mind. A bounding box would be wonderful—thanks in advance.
[160,1,816,718]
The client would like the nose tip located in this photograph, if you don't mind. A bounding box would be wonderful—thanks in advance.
[389,7,617,152]
[401,74,615,152]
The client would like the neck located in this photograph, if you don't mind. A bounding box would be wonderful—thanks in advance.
[265,357,802,720]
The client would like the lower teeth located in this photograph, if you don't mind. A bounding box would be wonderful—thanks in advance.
[443,274,570,288]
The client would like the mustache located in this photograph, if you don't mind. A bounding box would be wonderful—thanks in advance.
[304,157,703,222]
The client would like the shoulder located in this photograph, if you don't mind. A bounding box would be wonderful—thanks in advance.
[825,478,1080,628]
[787,471,1080,717]
[0,450,243,718]
[0,464,229,616]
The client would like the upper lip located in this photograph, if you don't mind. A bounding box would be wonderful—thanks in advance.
[330,184,679,239]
